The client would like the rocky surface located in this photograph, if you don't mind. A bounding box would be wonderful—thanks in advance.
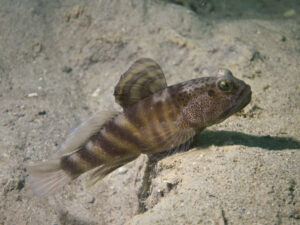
[0,0,299,224]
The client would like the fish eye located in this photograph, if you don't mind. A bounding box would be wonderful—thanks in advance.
[218,80,231,91]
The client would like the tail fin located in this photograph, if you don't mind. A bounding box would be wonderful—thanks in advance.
[27,159,72,197]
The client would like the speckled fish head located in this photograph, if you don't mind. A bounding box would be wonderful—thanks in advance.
[182,69,252,128]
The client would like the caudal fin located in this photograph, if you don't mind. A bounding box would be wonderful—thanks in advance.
[27,159,72,197]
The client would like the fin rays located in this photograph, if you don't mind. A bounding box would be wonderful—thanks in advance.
[87,156,137,187]
[142,121,196,153]
[56,110,119,157]
[27,160,72,197]
[114,58,167,108]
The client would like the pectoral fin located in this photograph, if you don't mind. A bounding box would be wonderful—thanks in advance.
[141,121,196,154]
[114,58,167,108]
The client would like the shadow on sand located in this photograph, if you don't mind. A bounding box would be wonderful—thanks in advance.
[194,130,300,151]
[59,211,98,225]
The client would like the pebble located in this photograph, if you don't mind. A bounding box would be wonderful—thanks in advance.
[91,88,101,97]
[87,196,95,204]
[117,167,128,174]
[38,111,47,115]
[27,92,38,97]
[31,42,42,53]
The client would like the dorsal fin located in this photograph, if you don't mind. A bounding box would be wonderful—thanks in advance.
[55,110,119,157]
[114,58,167,109]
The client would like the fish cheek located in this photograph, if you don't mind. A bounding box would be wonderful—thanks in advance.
[183,95,228,127]
[182,96,209,127]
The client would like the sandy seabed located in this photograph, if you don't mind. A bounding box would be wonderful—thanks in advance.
[0,0,299,224]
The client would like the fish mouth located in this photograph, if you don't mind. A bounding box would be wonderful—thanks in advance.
[222,84,252,119]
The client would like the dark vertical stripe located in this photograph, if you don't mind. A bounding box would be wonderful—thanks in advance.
[125,99,163,152]
[144,98,167,149]
[156,99,176,141]
[93,131,130,156]
[125,103,146,129]
[76,147,103,168]
[60,154,84,178]
[165,98,180,121]
[105,120,145,152]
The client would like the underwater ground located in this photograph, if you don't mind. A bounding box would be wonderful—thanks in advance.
[0,0,299,224]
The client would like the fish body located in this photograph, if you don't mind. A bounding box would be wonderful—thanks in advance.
[28,58,251,196]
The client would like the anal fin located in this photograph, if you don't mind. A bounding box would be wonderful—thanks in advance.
[87,155,138,187]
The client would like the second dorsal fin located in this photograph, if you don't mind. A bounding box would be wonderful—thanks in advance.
[55,110,119,157]
[114,58,167,109]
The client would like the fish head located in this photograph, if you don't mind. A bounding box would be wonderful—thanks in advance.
[182,69,252,128]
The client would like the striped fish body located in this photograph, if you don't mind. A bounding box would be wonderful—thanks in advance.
[28,58,251,196]
[60,87,190,179]
[99,86,189,155]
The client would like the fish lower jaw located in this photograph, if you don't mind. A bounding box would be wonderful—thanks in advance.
[223,86,251,118]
